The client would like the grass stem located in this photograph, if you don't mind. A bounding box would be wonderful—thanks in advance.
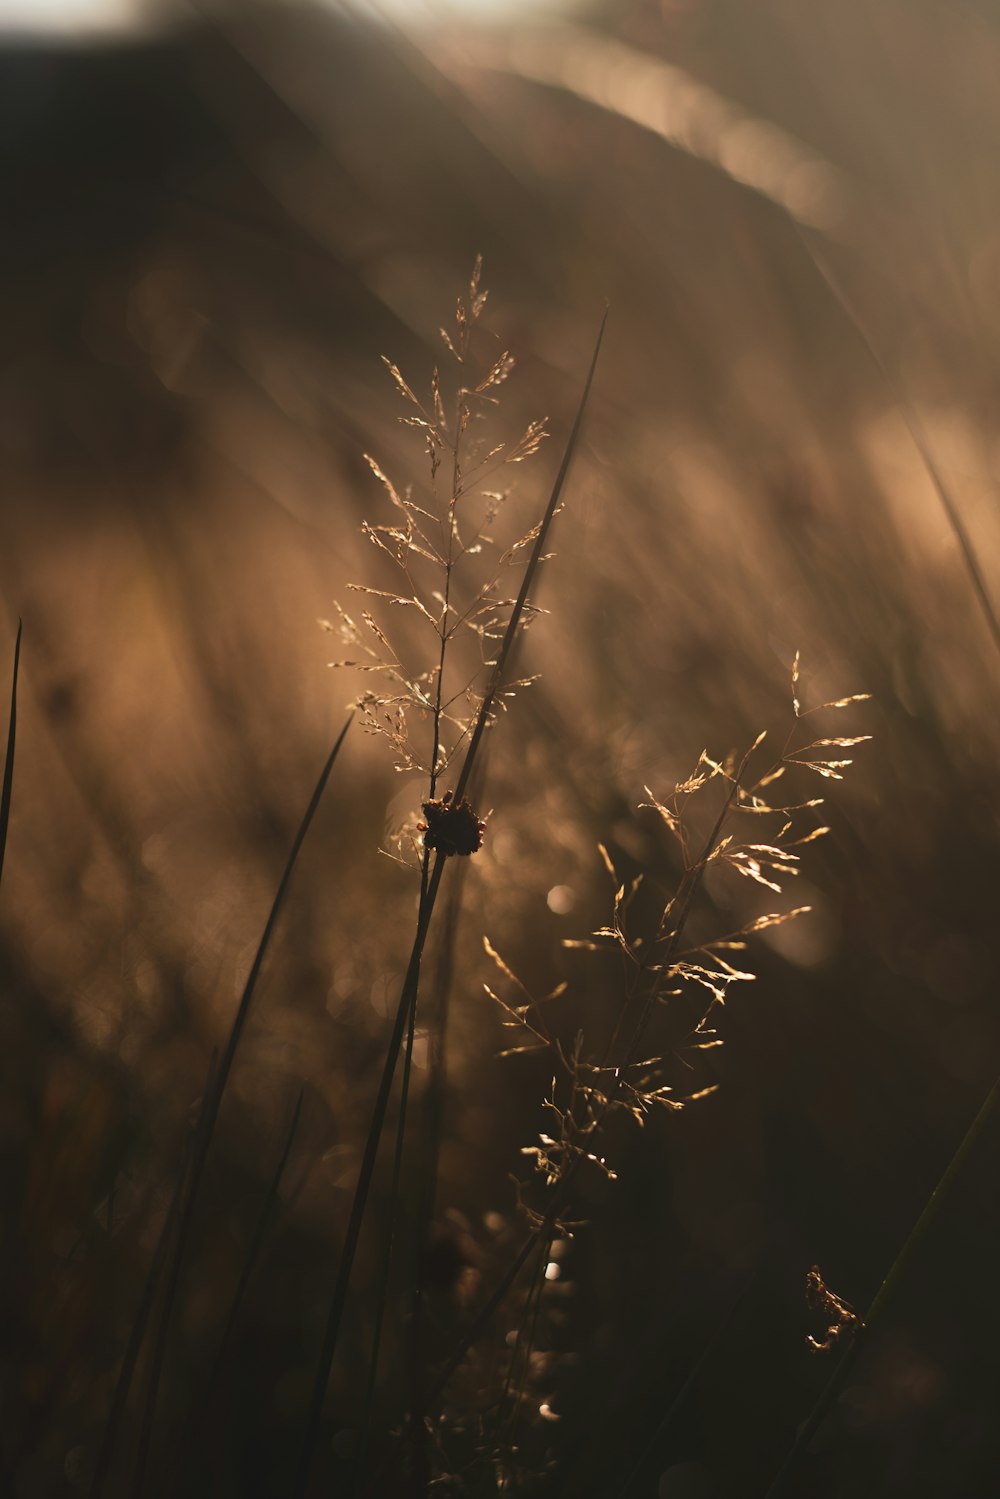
[128,721,351,1496]
[293,307,606,1496]
[0,619,22,890]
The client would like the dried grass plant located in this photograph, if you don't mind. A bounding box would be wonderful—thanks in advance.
[0,252,883,1499]
[293,261,604,1495]
[429,657,871,1492]
[302,264,871,1495]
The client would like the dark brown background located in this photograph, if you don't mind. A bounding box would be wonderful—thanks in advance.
[4,3,1000,1495]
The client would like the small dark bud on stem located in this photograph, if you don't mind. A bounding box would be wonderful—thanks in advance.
[419,791,486,856]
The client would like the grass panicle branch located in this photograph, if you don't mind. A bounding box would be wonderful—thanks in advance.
[430,669,869,1429]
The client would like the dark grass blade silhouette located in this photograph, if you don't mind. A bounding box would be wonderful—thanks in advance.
[803,231,1000,662]
[128,718,352,1499]
[612,1272,757,1498]
[292,307,608,1499]
[86,718,351,1499]
[0,620,22,890]
[293,849,444,1499]
[352,966,422,1499]
[0,622,24,1486]
[87,1051,218,1499]
[399,859,467,1493]
[166,1091,305,1489]
[764,1078,1000,1498]
[762,237,1000,1499]
[452,307,608,808]
[206,1089,305,1398]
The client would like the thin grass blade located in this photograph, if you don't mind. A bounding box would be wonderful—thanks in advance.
[453,306,608,804]
[802,232,1000,663]
[764,1072,1000,1498]
[171,1089,304,1481]
[0,619,22,889]
[87,1051,217,1499]
[124,717,351,1499]
[762,236,1000,1497]
[352,957,422,1498]
[292,850,445,1498]
[207,1090,304,1394]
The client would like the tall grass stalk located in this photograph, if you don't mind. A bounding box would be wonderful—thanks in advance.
[403,861,467,1487]
[352,954,421,1497]
[294,296,607,1495]
[293,853,445,1499]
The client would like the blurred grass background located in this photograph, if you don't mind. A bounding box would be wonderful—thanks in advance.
[4,1,1000,1494]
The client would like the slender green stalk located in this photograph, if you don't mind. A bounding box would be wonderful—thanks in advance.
[125,719,351,1499]
[0,619,22,889]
